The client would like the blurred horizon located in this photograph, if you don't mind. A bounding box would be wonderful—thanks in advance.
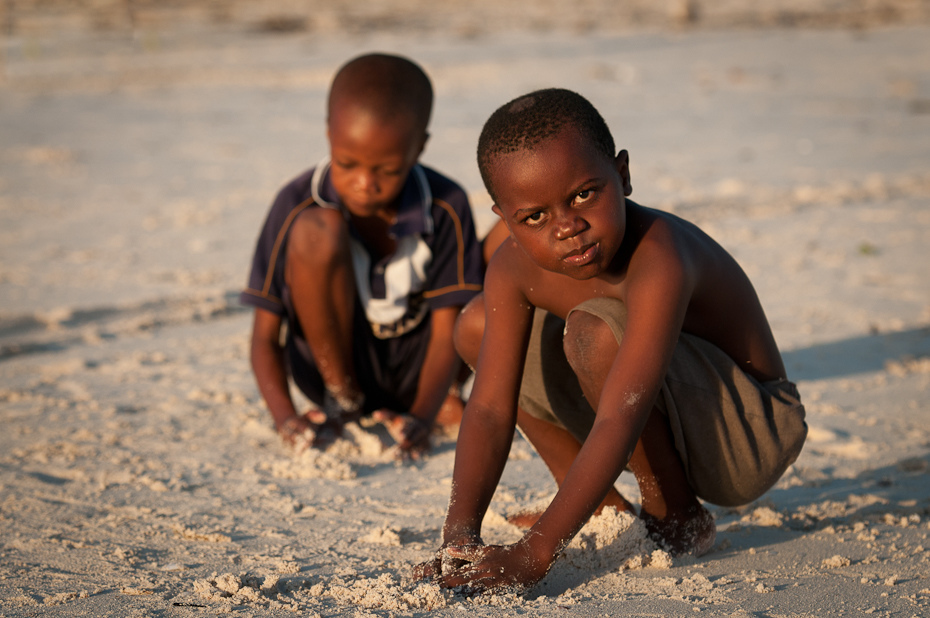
[3,0,929,40]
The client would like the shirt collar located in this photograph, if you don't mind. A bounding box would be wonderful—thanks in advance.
[310,156,434,237]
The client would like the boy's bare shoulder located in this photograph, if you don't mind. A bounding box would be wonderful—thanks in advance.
[490,235,543,284]
[627,204,786,380]
[627,204,699,254]
[624,205,729,282]
[624,205,759,319]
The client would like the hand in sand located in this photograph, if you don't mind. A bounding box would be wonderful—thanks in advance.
[413,532,482,583]
[276,409,339,450]
[436,539,552,593]
[373,409,431,460]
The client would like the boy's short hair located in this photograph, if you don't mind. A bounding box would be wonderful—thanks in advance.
[477,88,615,200]
[328,53,433,134]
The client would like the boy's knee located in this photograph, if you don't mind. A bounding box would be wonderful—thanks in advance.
[453,294,485,369]
[287,207,350,268]
[563,310,617,375]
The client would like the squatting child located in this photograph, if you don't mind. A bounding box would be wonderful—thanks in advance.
[241,53,484,457]
[419,88,807,590]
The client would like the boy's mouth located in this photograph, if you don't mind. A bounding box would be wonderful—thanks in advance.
[562,243,598,267]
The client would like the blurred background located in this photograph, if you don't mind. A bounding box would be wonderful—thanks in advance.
[2,0,928,347]
[3,0,929,38]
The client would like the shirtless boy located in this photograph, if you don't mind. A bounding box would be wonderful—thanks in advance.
[241,54,483,458]
[420,88,807,590]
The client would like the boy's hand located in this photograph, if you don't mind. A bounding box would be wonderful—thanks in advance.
[276,415,315,447]
[277,409,335,449]
[373,410,431,460]
[413,533,483,582]
[437,539,552,593]
[412,551,442,581]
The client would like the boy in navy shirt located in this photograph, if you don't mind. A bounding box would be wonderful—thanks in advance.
[241,54,483,457]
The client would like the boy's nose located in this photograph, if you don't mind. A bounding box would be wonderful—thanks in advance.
[554,213,585,240]
[354,170,378,194]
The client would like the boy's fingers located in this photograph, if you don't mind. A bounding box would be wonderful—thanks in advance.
[401,425,433,460]
[372,409,402,431]
[305,408,328,424]
[374,409,413,439]
[412,557,440,581]
[372,408,398,420]
[443,543,486,562]
[279,416,315,444]
[401,419,429,444]
[439,564,494,592]
[372,411,431,459]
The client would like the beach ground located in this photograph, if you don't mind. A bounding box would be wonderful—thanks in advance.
[1,5,929,616]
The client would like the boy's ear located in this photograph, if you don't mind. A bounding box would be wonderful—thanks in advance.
[417,131,430,158]
[615,149,633,196]
[491,203,513,231]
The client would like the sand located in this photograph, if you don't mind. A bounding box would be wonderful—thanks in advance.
[1,3,929,616]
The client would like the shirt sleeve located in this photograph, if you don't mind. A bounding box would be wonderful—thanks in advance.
[239,171,315,316]
[423,181,483,311]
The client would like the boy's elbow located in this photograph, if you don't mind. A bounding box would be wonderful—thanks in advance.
[452,297,485,368]
[463,397,518,435]
[248,338,266,374]
[249,327,281,371]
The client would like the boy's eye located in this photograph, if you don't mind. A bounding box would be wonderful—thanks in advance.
[523,211,544,225]
[574,189,594,204]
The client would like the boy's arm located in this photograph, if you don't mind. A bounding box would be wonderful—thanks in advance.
[441,258,534,545]
[383,304,463,456]
[441,247,694,591]
[249,308,322,444]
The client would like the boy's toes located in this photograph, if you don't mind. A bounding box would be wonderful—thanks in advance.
[434,392,464,431]
[373,409,405,440]
[304,408,328,425]
[642,504,716,557]
[506,509,544,529]
[371,409,396,423]
[309,417,343,448]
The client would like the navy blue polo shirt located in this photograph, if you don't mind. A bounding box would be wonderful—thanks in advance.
[241,158,483,339]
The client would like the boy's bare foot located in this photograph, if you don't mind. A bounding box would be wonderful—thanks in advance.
[323,385,364,423]
[641,503,716,557]
[308,417,343,448]
[506,509,544,529]
[434,390,465,431]
[507,492,637,529]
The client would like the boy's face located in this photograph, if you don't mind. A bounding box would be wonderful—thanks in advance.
[327,107,427,218]
[490,126,632,280]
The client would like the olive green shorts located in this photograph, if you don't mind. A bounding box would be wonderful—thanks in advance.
[519,298,808,507]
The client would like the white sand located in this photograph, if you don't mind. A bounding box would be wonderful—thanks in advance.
[1,3,929,616]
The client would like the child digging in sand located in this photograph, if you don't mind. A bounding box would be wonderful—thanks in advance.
[241,53,484,458]
[418,88,807,591]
